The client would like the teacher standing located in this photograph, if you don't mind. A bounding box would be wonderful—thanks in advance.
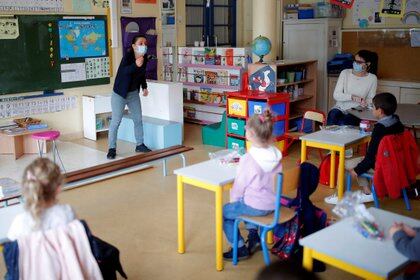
[327,50,378,126]
[107,35,151,159]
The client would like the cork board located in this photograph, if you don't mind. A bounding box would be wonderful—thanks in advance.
[342,31,420,82]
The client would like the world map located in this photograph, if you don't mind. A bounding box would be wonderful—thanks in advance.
[58,20,107,59]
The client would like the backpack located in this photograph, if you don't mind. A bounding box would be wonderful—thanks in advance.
[319,154,339,186]
[270,213,301,261]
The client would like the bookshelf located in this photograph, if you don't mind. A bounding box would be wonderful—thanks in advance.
[248,59,317,130]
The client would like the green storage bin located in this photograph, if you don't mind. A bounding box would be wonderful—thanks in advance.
[227,136,245,150]
[202,112,226,147]
[227,117,246,136]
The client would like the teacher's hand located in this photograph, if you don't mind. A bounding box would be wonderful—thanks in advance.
[142,88,149,96]
[136,57,144,67]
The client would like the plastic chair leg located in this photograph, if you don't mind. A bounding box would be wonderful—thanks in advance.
[402,189,411,211]
[371,183,380,208]
[232,219,240,266]
[346,172,352,192]
[260,228,271,266]
[53,140,66,174]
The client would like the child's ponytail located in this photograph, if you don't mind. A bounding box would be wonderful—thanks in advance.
[22,158,63,229]
[247,109,274,145]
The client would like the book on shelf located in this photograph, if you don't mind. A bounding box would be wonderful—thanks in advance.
[204,48,216,65]
[217,70,229,86]
[177,66,187,82]
[215,55,222,65]
[229,74,240,87]
[192,69,205,83]
[225,49,234,66]
[192,49,205,64]
[205,71,218,84]
[27,123,48,130]
[180,48,192,64]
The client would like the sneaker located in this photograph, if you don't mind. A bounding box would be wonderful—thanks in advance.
[246,230,261,255]
[135,144,151,153]
[324,193,339,205]
[107,148,116,159]
[223,246,250,261]
[359,193,374,203]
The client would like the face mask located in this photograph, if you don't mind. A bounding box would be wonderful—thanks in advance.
[136,45,147,55]
[353,62,364,73]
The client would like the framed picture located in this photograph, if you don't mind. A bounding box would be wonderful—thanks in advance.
[380,0,406,18]
[121,0,132,14]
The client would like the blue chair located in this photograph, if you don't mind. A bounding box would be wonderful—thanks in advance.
[346,172,411,210]
[232,173,296,265]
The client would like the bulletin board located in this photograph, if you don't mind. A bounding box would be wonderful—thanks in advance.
[0,14,110,95]
[342,30,420,81]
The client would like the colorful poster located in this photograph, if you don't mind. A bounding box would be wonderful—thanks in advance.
[353,0,383,25]
[380,0,406,17]
[135,0,157,3]
[0,17,19,39]
[58,20,107,59]
[72,0,91,13]
[331,0,355,9]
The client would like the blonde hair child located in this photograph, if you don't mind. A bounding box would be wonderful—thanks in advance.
[223,109,283,261]
[7,158,76,241]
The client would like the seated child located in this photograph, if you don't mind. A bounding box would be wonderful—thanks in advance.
[325,92,404,205]
[7,158,76,240]
[223,110,283,260]
[389,223,420,280]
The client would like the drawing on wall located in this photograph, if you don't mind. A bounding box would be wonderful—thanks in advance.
[380,0,406,17]
[331,0,355,9]
[0,17,19,39]
[353,0,382,26]
[92,0,109,8]
[121,0,132,14]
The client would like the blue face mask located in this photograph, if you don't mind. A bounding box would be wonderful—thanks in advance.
[136,45,147,55]
[353,62,364,73]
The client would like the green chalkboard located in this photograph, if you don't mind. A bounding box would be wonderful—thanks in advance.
[0,15,110,95]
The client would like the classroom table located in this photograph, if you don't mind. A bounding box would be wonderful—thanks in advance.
[174,159,237,271]
[0,128,50,160]
[0,204,23,244]
[300,128,370,199]
[300,207,420,279]
[348,104,420,126]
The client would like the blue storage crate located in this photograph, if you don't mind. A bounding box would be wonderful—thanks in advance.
[248,100,286,117]
[273,121,285,136]
[298,9,314,19]
[291,117,313,133]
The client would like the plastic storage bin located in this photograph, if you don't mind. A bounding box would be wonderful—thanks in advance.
[227,136,246,150]
[273,121,286,136]
[227,117,246,136]
[298,9,314,19]
[228,98,247,117]
[248,100,286,117]
[314,2,344,18]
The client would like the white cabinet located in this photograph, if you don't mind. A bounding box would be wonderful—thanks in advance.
[283,18,342,112]
[82,81,184,141]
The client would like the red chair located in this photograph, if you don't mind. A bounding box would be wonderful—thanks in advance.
[285,110,326,161]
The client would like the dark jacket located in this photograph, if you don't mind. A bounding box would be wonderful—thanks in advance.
[113,50,148,98]
[2,220,127,280]
[354,115,404,175]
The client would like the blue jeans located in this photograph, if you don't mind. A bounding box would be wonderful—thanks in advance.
[223,200,273,247]
[108,91,144,149]
[327,108,361,126]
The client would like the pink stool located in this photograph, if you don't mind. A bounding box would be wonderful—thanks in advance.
[31,131,66,172]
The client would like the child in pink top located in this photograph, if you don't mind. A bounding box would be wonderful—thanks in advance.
[223,110,282,261]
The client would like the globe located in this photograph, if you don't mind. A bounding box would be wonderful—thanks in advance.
[252,36,272,63]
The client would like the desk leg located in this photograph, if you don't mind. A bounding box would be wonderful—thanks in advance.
[303,247,314,271]
[215,188,224,271]
[301,140,307,163]
[330,151,336,189]
[267,231,273,245]
[177,176,185,254]
[338,147,346,200]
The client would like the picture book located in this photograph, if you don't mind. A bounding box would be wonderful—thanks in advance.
[229,74,240,87]
[193,49,205,64]
[193,69,205,84]
[205,71,218,84]
[215,55,222,65]
[199,92,211,103]
[177,66,187,82]
[180,47,192,64]
[225,48,234,66]
[204,48,216,65]
[217,70,229,86]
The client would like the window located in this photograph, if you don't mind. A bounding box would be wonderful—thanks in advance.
[186,0,236,47]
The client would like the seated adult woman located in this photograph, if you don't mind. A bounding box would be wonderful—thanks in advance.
[327,50,378,126]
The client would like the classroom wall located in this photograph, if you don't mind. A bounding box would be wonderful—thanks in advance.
[0,0,172,138]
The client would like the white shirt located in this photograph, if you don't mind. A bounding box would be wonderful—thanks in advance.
[333,69,377,112]
[7,204,76,241]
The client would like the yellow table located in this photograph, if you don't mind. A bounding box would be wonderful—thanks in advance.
[174,159,237,271]
[300,208,420,279]
[300,128,370,199]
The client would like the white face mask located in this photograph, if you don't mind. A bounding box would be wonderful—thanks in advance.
[135,45,147,55]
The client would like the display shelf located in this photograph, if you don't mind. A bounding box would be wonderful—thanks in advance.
[184,100,226,107]
[277,79,313,87]
[182,82,240,91]
[178,63,243,70]
[290,95,313,103]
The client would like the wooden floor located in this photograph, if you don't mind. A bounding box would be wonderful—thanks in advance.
[1,123,419,279]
